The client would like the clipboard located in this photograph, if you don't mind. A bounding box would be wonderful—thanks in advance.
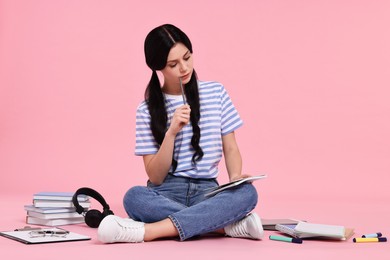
[0,226,91,244]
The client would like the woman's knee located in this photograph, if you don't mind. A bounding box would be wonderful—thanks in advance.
[123,186,148,216]
[235,184,259,208]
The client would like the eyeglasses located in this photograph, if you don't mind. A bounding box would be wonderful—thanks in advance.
[29,229,69,238]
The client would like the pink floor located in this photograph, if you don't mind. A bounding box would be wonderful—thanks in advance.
[1,192,389,260]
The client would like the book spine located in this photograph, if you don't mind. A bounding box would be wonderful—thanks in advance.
[33,200,90,208]
[26,216,85,226]
[33,196,88,201]
[27,211,82,219]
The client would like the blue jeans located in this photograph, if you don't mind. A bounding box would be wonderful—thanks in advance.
[123,174,258,241]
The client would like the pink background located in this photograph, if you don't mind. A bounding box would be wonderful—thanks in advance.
[1,0,389,258]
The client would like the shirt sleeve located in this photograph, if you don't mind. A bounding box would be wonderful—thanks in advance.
[134,102,159,155]
[220,84,243,135]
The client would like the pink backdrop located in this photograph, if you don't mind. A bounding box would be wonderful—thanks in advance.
[1,0,389,224]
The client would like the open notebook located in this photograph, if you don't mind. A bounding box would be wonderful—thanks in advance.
[204,175,267,197]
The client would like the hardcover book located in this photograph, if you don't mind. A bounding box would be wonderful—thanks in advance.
[26,216,85,226]
[33,192,89,201]
[33,200,90,208]
[24,205,77,214]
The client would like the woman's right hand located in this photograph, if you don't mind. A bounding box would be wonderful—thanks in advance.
[166,104,191,136]
[144,104,191,185]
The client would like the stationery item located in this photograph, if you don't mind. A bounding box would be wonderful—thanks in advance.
[179,78,186,105]
[276,222,354,240]
[14,226,41,231]
[204,175,267,197]
[33,192,89,201]
[262,218,302,230]
[26,216,85,226]
[0,227,90,244]
[353,237,387,243]
[269,235,303,244]
[362,232,382,238]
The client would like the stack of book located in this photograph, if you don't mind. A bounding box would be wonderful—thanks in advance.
[24,192,90,226]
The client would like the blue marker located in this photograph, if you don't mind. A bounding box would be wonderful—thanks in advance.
[362,232,382,238]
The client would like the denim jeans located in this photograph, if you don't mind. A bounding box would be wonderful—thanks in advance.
[123,174,258,241]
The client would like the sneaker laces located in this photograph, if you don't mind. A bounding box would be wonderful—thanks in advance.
[115,219,144,242]
[225,220,249,238]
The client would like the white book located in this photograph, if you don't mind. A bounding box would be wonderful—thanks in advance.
[26,216,85,226]
[33,200,90,208]
[33,192,89,201]
[294,222,346,239]
[27,211,82,219]
[204,175,267,197]
[24,205,77,214]
[276,222,354,240]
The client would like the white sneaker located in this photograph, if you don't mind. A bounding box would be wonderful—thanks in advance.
[98,215,145,243]
[224,212,264,240]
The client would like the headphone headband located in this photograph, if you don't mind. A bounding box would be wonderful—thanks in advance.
[72,187,110,214]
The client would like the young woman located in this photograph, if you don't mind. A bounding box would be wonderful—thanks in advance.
[98,24,263,243]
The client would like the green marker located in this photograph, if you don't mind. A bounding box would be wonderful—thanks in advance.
[269,235,303,244]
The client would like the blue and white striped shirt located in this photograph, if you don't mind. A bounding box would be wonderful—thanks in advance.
[135,81,243,179]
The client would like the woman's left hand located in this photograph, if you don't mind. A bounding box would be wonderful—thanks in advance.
[230,174,252,182]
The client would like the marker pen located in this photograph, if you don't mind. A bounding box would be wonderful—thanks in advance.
[269,235,303,244]
[353,237,387,243]
[362,232,382,238]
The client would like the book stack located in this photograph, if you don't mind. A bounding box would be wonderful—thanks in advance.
[24,192,90,226]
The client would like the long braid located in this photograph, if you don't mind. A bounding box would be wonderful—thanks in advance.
[144,24,203,173]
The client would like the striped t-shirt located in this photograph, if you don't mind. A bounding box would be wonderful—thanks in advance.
[135,81,243,179]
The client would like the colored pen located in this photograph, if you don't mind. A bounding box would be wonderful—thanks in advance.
[362,232,382,238]
[353,237,387,243]
[179,78,187,105]
[269,235,303,244]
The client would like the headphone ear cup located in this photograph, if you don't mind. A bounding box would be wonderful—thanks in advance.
[85,209,104,228]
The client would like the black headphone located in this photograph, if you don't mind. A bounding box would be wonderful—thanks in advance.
[72,187,114,228]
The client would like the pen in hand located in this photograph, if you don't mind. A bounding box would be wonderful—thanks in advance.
[179,78,187,105]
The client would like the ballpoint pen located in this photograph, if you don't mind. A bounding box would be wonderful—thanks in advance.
[14,226,41,231]
[179,78,187,105]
